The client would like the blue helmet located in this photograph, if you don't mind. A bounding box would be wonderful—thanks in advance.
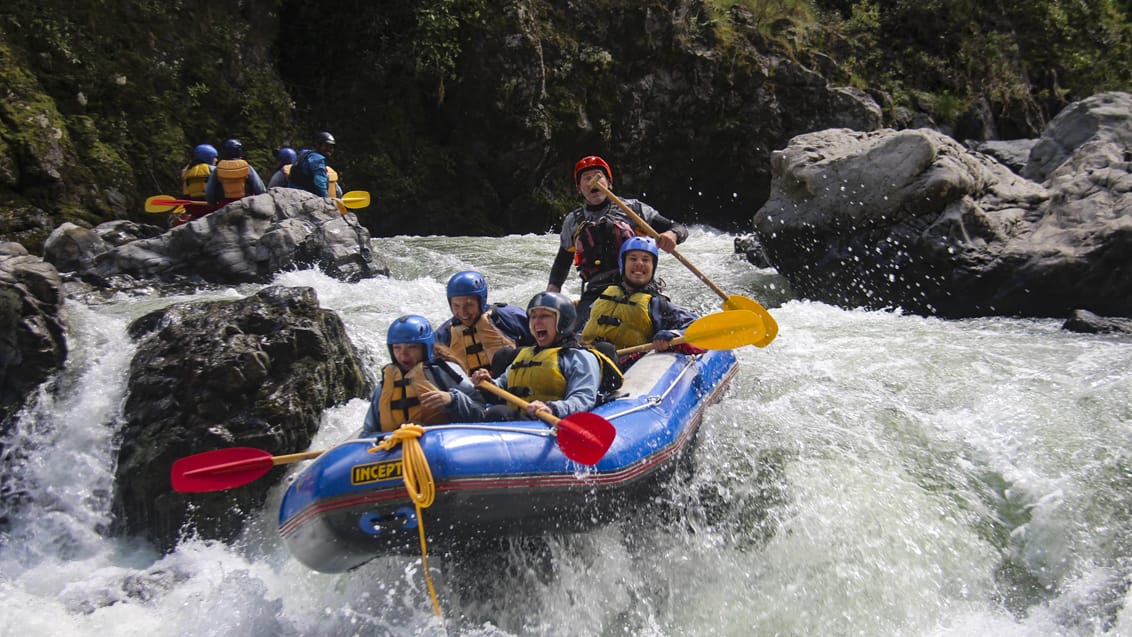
[527,291,577,335]
[192,143,218,164]
[446,271,488,313]
[387,315,434,361]
[220,138,243,160]
[618,236,659,281]
[277,147,297,165]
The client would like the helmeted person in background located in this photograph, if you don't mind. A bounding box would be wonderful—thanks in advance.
[581,236,699,368]
[472,292,620,421]
[182,143,218,200]
[362,315,484,435]
[548,155,689,326]
[435,271,533,376]
[205,138,267,207]
[266,146,297,189]
[288,131,341,197]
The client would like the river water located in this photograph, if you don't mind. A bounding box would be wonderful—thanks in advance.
[1,230,1130,636]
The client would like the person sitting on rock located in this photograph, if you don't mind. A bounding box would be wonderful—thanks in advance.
[205,138,267,207]
[580,236,699,369]
[361,315,483,435]
[435,270,533,376]
[471,292,621,421]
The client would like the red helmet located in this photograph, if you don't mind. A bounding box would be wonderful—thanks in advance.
[573,155,612,187]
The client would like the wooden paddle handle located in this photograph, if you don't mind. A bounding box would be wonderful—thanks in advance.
[591,179,730,302]
[272,449,326,465]
[616,336,688,357]
[477,381,560,426]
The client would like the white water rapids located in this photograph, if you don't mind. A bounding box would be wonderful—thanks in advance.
[1,229,1130,636]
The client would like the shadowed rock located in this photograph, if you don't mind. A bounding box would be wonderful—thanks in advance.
[111,285,373,551]
[0,243,66,426]
[1062,309,1132,335]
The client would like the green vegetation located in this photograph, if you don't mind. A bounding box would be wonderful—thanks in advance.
[705,0,820,54]
[0,0,1129,251]
[412,0,486,103]
[724,0,1132,132]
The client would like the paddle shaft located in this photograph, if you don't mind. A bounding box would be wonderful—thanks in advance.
[179,448,324,478]
[591,179,730,302]
[478,381,561,427]
[148,190,368,213]
[617,336,686,356]
[272,449,326,465]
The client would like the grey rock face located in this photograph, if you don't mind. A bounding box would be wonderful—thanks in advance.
[50,189,388,285]
[753,92,1132,319]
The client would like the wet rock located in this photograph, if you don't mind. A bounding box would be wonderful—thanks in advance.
[0,242,66,426]
[111,285,373,551]
[733,234,772,269]
[1062,309,1132,335]
[62,188,388,286]
[753,92,1132,319]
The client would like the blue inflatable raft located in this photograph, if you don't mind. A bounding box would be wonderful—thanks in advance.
[278,348,739,573]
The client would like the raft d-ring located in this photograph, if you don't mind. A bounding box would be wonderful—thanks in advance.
[357,507,418,536]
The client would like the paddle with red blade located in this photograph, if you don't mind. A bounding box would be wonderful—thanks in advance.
[477,382,615,465]
[171,447,324,493]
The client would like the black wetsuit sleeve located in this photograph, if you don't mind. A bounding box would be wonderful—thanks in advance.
[549,246,573,288]
[650,213,689,244]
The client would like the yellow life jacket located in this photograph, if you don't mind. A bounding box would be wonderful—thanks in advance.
[507,347,568,405]
[215,159,251,199]
[327,165,339,197]
[182,163,212,199]
[581,284,654,349]
[377,362,445,431]
[446,309,517,373]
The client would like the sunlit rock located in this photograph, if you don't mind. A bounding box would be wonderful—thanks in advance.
[753,92,1132,319]
[64,188,388,286]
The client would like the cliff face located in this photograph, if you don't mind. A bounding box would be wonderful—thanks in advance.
[0,0,1112,252]
[0,0,290,250]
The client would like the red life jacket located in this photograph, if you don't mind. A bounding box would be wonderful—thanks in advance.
[571,215,637,282]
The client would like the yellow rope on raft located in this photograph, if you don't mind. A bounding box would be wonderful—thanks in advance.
[372,424,441,617]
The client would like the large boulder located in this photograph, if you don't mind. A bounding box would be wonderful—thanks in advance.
[0,243,67,527]
[42,220,166,274]
[111,285,373,552]
[51,188,389,285]
[0,243,66,426]
[752,92,1132,319]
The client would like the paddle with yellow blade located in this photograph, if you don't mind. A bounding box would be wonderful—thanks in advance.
[331,190,371,215]
[477,382,616,465]
[144,195,188,214]
[171,447,325,493]
[615,309,769,356]
[589,177,778,346]
[145,190,371,214]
